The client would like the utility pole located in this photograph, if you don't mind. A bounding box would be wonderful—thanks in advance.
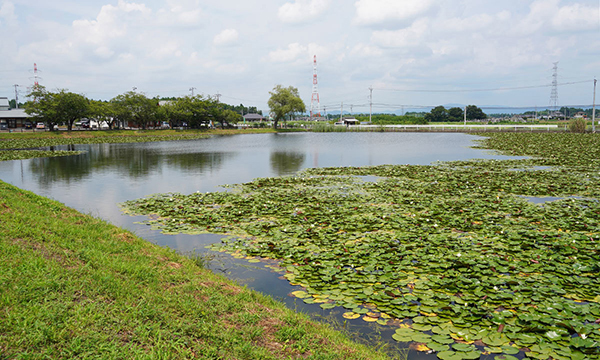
[464,106,467,125]
[310,55,321,119]
[369,86,373,123]
[550,62,559,114]
[340,102,343,122]
[13,84,19,109]
[190,87,196,97]
[593,78,597,132]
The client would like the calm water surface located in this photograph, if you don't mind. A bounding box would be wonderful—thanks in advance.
[0,132,520,358]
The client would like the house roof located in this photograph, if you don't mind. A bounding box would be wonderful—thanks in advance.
[0,97,9,109]
[243,113,265,120]
[0,109,30,119]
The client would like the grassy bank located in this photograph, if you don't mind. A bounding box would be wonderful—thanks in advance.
[0,181,389,359]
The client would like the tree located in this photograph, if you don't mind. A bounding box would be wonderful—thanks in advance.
[466,105,487,120]
[90,100,115,130]
[55,91,90,131]
[424,106,448,122]
[447,107,464,122]
[111,91,158,129]
[268,85,306,129]
[170,95,213,128]
[25,85,59,131]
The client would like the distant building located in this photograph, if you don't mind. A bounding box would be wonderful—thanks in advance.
[0,97,9,111]
[243,114,265,122]
[574,112,587,119]
[0,96,31,129]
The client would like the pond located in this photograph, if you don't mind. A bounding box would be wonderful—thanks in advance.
[0,132,523,358]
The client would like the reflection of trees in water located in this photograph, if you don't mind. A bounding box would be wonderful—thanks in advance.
[270,151,305,176]
[29,143,233,186]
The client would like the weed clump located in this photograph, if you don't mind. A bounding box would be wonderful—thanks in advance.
[568,118,587,133]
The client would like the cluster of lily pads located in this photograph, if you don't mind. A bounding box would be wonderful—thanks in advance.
[0,150,82,161]
[121,133,600,360]
[0,133,210,150]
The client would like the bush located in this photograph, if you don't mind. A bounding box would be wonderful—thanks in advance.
[568,118,587,133]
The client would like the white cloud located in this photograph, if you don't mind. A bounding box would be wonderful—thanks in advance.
[158,0,203,25]
[350,43,383,57]
[278,0,331,24]
[370,18,429,48]
[519,0,600,34]
[268,43,307,62]
[0,1,17,27]
[551,2,599,31]
[354,0,434,27]
[72,0,150,46]
[213,29,239,46]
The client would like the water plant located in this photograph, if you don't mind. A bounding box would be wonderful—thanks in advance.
[121,133,600,359]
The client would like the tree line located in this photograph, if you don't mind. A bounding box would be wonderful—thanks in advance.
[24,86,259,131]
[424,105,487,122]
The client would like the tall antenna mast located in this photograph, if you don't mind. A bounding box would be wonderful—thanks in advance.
[13,84,19,109]
[550,62,559,114]
[310,55,321,118]
[33,63,40,87]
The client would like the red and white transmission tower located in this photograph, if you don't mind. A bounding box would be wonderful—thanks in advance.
[310,55,321,118]
[33,63,39,86]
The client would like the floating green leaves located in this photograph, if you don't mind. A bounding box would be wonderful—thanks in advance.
[121,133,600,359]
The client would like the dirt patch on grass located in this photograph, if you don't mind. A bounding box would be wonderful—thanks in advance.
[11,238,84,269]
[115,232,136,243]
[167,262,182,269]
[0,202,10,214]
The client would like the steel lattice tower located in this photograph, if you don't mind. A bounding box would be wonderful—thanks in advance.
[550,62,559,112]
[310,55,321,118]
[33,63,39,86]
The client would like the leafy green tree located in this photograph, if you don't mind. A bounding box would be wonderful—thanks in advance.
[111,91,158,130]
[172,95,213,128]
[466,105,487,120]
[424,106,448,122]
[268,85,306,129]
[222,109,241,126]
[25,85,59,131]
[54,91,90,131]
[90,100,116,130]
[447,107,464,122]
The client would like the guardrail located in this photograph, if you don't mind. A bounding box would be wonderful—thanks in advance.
[348,124,562,132]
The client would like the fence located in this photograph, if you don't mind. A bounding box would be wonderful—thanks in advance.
[348,124,562,132]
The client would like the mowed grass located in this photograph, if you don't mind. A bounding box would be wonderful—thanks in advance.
[0,181,389,360]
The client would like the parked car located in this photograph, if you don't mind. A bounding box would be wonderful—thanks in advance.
[0,122,8,130]
[36,122,45,129]
[81,120,90,129]
[25,121,33,129]
[160,121,170,129]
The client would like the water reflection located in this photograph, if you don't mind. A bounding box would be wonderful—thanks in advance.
[270,151,306,176]
[28,143,233,186]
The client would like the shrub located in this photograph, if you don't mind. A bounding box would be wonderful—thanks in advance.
[568,118,587,133]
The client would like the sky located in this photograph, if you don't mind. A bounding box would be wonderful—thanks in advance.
[0,0,599,114]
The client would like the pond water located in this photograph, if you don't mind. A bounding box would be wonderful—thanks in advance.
[0,132,522,358]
